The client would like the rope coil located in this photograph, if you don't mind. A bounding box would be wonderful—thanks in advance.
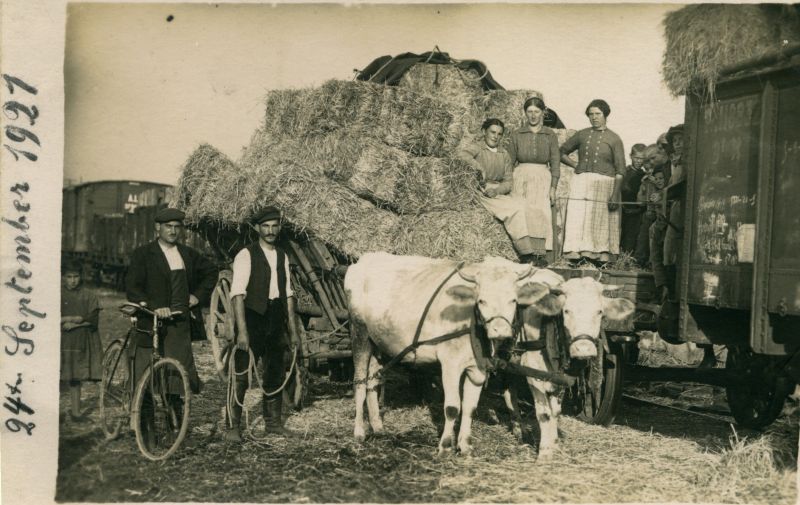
[224,344,299,439]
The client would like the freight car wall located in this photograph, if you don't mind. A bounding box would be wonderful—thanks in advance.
[63,180,172,253]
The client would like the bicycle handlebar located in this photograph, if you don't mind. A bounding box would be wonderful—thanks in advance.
[120,302,183,319]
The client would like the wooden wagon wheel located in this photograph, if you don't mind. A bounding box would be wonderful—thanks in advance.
[562,331,624,426]
[206,270,235,381]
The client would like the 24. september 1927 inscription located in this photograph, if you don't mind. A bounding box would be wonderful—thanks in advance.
[2,73,41,437]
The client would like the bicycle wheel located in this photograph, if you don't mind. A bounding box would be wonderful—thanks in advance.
[99,339,129,440]
[132,357,191,461]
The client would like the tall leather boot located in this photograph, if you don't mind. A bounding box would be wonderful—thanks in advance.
[263,395,298,438]
[224,375,247,442]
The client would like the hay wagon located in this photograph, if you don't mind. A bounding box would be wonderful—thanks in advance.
[197,211,661,423]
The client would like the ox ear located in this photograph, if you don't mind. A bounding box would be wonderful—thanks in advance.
[446,285,477,304]
[531,293,566,317]
[516,282,549,306]
[603,297,635,321]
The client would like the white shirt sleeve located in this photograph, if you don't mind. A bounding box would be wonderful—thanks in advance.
[229,248,251,299]
[285,254,294,297]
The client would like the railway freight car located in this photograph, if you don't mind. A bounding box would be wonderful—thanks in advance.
[62,180,209,288]
[620,44,800,429]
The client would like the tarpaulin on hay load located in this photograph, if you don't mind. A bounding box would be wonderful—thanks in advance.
[356,50,566,129]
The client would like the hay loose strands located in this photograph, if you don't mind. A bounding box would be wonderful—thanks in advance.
[662,4,800,97]
[173,144,252,226]
[394,208,517,262]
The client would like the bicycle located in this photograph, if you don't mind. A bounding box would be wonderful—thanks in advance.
[98,302,191,461]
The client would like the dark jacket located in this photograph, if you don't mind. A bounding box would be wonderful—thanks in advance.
[126,241,218,336]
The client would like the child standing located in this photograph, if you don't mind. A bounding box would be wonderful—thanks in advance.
[61,260,103,421]
[634,169,666,267]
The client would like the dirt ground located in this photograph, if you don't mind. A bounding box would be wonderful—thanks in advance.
[56,289,798,503]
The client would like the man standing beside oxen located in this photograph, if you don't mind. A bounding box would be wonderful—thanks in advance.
[126,208,218,440]
[225,206,301,442]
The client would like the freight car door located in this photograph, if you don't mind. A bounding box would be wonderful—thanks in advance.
[766,79,800,317]
[686,89,761,309]
[747,69,800,356]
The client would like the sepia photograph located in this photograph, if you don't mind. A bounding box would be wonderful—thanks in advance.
[1,1,799,504]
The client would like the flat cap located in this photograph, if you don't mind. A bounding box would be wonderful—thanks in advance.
[252,206,281,224]
[154,207,186,223]
[666,124,684,144]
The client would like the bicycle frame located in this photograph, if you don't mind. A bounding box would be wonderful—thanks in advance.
[115,304,181,425]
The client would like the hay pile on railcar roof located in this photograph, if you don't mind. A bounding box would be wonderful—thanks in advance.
[662,4,800,97]
[175,61,574,262]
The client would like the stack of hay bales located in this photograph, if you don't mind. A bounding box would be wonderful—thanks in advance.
[176,65,583,262]
[662,4,800,97]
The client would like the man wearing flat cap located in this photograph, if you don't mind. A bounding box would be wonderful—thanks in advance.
[126,207,218,439]
[225,205,301,442]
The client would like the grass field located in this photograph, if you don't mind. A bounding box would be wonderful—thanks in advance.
[56,288,798,503]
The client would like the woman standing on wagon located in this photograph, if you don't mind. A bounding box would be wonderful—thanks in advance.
[506,96,562,264]
[559,99,626,264]
[457,118,540,260]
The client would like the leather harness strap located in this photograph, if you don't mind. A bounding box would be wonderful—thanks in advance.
[377,262,469,375]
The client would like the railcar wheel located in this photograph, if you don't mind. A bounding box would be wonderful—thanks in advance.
[725,346,788,430]
[206,272,235,381]
[99,339,129,440]
[563,339,623,426]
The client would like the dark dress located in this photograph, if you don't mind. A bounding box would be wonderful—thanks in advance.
[60,286,103,382]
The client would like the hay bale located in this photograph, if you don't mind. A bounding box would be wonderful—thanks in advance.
[394,208,517,262]
[351,145,482,214]
[399,63,487,138]
[244,126,482,214]
[238,127,281,168]
[260,80,468,156]
[398,63,484,103]
[393,155,481,214]
[243,161,399,258]
[347,143,408,205]
[173,144,251,225]
[662,4,800,97]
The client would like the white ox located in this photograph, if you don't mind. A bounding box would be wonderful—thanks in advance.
[345,252,560,456]
[506,275,635,457]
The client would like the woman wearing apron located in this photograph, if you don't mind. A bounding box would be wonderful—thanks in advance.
[559,99,626,264]
[458,118,539,259]
[506,96,561,264]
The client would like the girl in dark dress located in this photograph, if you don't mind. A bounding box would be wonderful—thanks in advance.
[61,260,103,421]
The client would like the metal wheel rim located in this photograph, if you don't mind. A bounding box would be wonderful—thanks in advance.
[132,357,191,461]
[99,339,129,440]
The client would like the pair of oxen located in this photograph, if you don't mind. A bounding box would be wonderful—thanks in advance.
[344,252,635,457]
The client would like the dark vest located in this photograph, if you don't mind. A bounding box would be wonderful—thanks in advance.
[243,242,288,315]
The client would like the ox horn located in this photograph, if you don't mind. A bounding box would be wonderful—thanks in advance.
[458,267,477,283]
[516,263,533,280]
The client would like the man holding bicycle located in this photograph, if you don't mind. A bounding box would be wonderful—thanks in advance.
[225,206,301,442]
[126,207,218,439]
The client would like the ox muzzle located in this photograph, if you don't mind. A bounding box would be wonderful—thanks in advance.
[568,334,599,359]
